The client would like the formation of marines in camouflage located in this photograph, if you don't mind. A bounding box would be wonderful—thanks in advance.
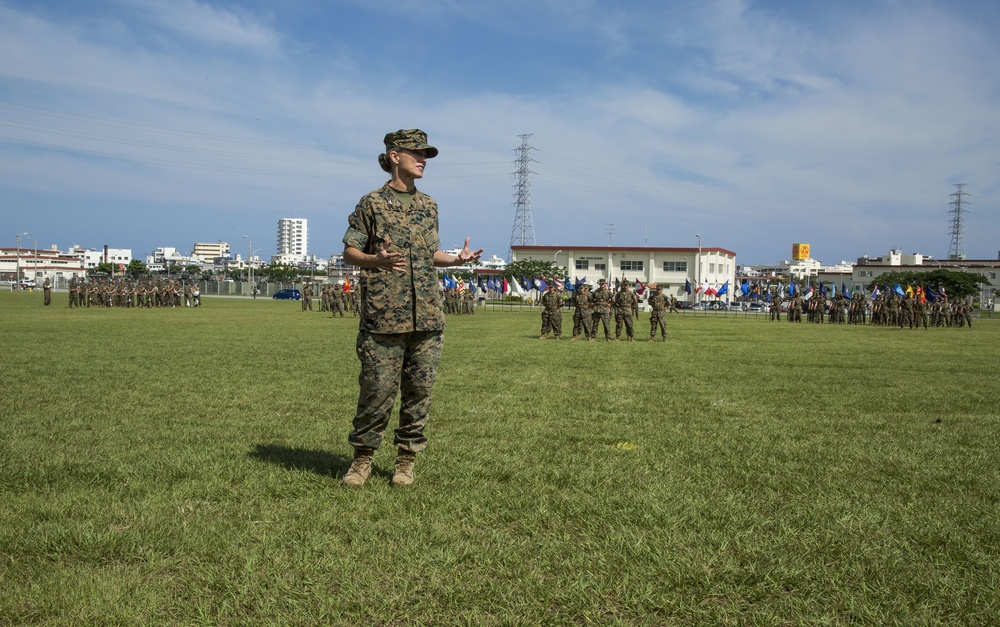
[65,277,201,308]
[768,288,973,329]
[296,280,358,318]
[531,278,672,342]
[443,287,476,315]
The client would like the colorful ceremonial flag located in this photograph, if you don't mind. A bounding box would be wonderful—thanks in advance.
[870,284,880,300]
[536,277,547,291]
[893,283,906,297]
[740,281,750,296]
[905,284,914,298]
[635,280,645,295]
[685,278,692,294]
[344,276,351,292]
[717,280,729,296]
[564,277,575,292]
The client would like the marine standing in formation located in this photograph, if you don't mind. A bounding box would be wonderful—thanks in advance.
[590,278,613,341]
[341,129,482,488]
[571,283,593,340]
[538,283,563,339]
[614,281,637,341]
[647,283,668,342]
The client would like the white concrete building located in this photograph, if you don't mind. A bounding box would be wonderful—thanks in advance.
[0,246,86,284]
[192,241,230,262]
[275,218,307,263]
[511,244,737,303]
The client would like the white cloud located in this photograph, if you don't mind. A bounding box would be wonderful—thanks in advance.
[1,0,998,261]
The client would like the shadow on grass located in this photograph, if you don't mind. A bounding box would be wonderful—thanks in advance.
[248,443,354,478]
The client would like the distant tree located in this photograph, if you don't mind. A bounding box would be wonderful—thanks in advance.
[503,259,564,282]
[869,269,986,300]
[126,259,147,278]
[259,263,300,283]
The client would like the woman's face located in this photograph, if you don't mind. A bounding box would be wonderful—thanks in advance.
[392,148,427,181]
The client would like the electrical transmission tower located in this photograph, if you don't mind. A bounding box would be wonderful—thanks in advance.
[509,134,536,254]
[947,183,969,260]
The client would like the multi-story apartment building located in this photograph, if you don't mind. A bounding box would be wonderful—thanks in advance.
[275,218,307,264]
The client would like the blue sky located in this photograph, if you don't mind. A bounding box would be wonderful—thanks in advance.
[2,0,998,265]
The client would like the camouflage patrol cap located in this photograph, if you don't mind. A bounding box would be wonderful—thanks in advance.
[598,278,606,284]
[383,129,438,158]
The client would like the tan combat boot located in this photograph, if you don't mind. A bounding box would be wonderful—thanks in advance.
[391,449,417,487]
[343,448,374,487]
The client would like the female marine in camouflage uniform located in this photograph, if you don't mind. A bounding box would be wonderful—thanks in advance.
[341,130,482,488]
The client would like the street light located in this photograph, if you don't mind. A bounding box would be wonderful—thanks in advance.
[32,238,38,285]
[695,233,702,304]
[15,232,28,289]
[243,235,252,286]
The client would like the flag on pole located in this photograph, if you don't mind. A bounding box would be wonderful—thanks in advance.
[685,278,692,294]
[717,280,729,296]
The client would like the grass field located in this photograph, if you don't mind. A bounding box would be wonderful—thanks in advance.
[2,290,998,625]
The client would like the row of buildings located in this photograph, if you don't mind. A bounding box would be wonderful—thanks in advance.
[3,226,997,307]
[509,245,999,307]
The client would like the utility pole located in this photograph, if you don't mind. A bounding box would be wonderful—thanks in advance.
[509,134,536,257]
[948,183,969,260]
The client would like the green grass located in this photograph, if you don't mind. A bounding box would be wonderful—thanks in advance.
[2,291,998,625]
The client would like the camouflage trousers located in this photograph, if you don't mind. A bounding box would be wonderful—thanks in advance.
[348,330,443,454]
[649,311,666,339]
[574,309,593,338]
[615,312,634,339]
[541,310,562,337]
[591,310,612,340]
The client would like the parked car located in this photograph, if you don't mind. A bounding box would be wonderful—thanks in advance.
[676,301,694,310]
[705,299,726,310]
[728,302,744,311]
[272,288,301,300]
[19,278,36,289]
[746,301,769,313]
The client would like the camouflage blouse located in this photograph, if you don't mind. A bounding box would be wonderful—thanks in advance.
[342,183,444,334]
